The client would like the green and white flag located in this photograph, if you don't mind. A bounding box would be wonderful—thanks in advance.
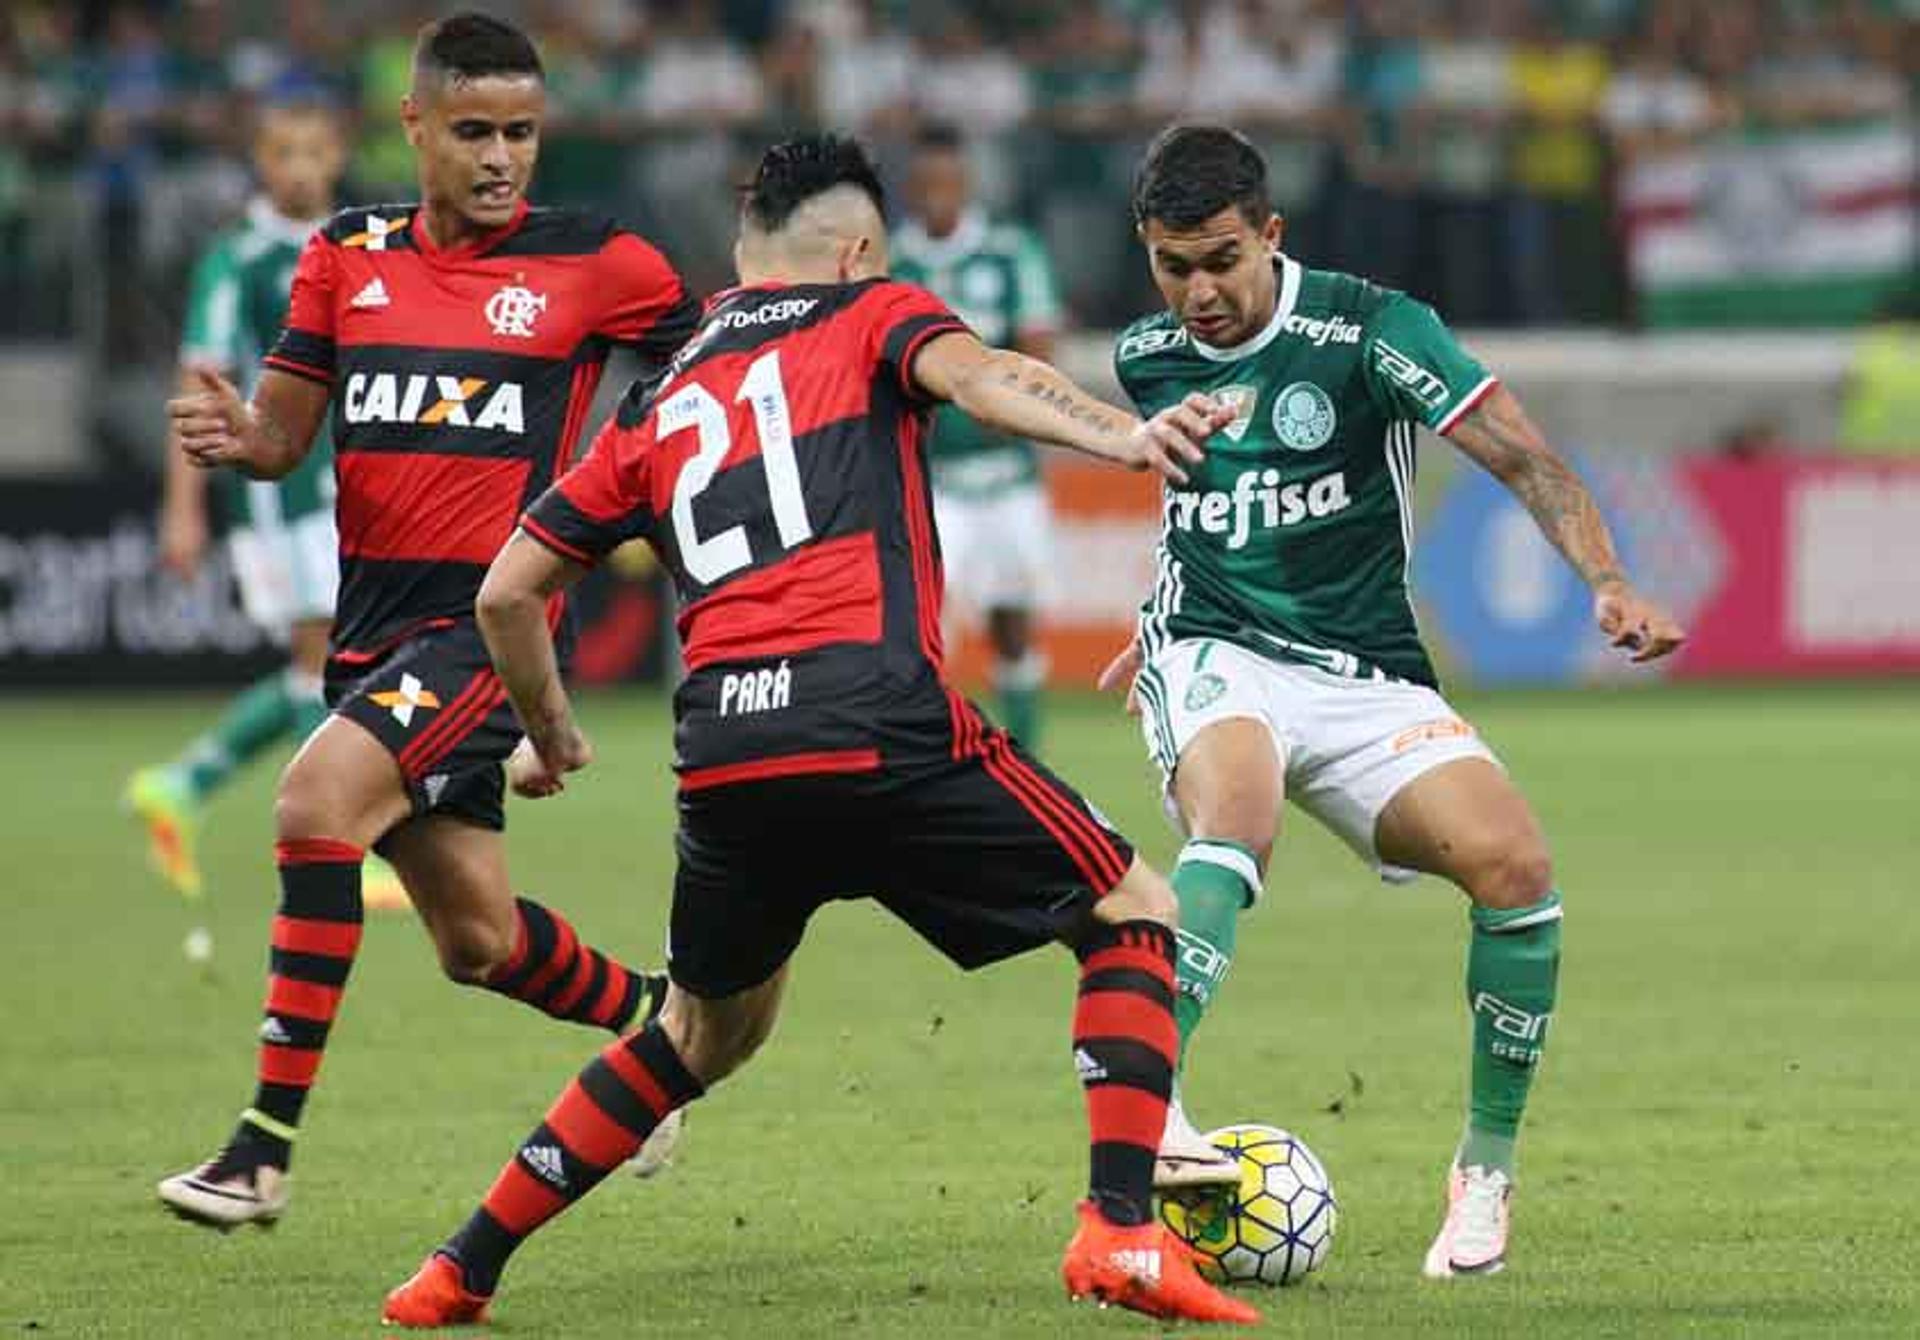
[1620,121,1916,328]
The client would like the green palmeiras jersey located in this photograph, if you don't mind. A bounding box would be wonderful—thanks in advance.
[1114,255,1498,688]
[180,197,337,529]
[891,208,1062,496]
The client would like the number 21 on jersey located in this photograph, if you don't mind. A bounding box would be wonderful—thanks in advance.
[662,350,810,585]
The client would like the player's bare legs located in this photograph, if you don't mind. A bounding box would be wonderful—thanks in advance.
[386,970,785,1326]
[1376,758,1561,1279]
[1153,717,1282,1187]
[158,718,665,1229]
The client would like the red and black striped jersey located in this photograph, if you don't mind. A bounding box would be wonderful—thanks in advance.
[523,278,973,787]
[264,199,698,656]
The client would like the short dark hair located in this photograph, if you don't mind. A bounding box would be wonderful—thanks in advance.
[413,11,544,88]
[742,134,886,233]
[913,122,965,156]
[1131,124,1271,230]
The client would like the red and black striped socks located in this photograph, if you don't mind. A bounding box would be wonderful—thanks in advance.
[1073,918,1179,1228]
[481,897,650,1032]
[235,838,366,1168]
[441,1021,704,1294]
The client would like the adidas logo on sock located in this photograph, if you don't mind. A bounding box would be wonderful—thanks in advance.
[1073,1048,1108,1083]
[258,1017,293,1045]
[350,277,390,309]
[521,1143,568,1191]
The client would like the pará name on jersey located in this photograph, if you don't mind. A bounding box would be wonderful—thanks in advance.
[1115,255,1498,688]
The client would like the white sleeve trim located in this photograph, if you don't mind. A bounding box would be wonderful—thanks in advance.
[1435,375,1500,436]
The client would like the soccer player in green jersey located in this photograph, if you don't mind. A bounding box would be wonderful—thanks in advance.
[1101,126,1685,1278]
[126,97,406,916]
[892,124,1063,747]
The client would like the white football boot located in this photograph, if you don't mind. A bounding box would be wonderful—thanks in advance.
[628,1107,685,1178]
[1154,1092,1241,1189]
[158,1153,290,1230]
[1422,1163,1512,1278]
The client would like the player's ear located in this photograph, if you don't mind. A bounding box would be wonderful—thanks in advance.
[400,93,423,150]
[1262,211,1284,255]
[838,234,872,283]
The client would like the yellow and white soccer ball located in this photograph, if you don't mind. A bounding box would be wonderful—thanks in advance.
[1159,1123,1337,1287]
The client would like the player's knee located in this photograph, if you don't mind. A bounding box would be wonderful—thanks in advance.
[273,765,340,841]
[1093,859,1177,929]
[1466,840,1555,910]
[437,916,515,983]
[660,993,776,1085]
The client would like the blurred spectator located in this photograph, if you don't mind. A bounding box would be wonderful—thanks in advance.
[913,9,1032,135]
[1746,4,1907,124]
[528,0,641,209]
[760,16,825,131]
[1335,0,1428,292]
[629,0,765,291]
[1417,0,1518,325]
[355,3,434,200]
[1507,14,1614,322]
[806,0,916,138]
[1601,24,1720,160]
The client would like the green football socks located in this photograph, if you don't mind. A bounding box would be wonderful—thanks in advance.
[176,667,328,803]
[993,652,1045,751]
[1461,892,1563,1177]
[1170,838,1262,1070]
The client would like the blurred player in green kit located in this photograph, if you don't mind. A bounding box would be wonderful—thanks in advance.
[126,96,403,914]
[892,125,1063,749]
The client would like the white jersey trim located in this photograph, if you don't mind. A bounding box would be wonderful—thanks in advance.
[1435,374,1500,436]
[1188,254,1303,363]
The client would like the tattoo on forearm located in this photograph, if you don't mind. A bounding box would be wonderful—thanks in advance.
[996,366,1124,438]
[1511,454,1624,587]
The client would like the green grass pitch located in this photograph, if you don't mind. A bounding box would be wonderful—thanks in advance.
[2,683,1916,1337]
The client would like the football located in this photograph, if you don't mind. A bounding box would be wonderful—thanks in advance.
[1159,1124,1337,1287]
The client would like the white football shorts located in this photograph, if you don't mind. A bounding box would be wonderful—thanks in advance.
[227,488,338,638]
[932,480,1053,615]
[1134,636,1498,884]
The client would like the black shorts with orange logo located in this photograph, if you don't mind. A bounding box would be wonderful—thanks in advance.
[667,708,1137,999]
[326,619,520,836]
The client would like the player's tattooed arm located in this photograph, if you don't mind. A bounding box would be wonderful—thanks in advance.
[169,367,328,480]
[477,532,595,797]
[911,331,1229,483]
[1448,384,1686,662]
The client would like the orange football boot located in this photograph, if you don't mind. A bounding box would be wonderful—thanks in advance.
[1061,1200,1261,1325]
[381,1253,491,1329]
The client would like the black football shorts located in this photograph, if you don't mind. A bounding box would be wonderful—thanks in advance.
[667,724,1137,999]
[327,619,521,838]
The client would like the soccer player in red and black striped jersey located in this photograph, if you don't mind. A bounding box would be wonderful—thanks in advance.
[382,135,1259,1329]
[158,13,699,1230]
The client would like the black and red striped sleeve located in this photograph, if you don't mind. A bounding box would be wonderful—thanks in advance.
[595,229,701,365]
[867,281,971,404]
[262,230,338,385]
[520,417,656,566]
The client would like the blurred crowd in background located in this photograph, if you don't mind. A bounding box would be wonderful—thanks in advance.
[2,0,1916,354]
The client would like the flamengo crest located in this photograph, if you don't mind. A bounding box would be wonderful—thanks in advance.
[485,283,548,338]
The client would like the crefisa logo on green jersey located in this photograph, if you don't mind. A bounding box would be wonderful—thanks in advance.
[1272,382,1336,451]
[1168,467,1352,550]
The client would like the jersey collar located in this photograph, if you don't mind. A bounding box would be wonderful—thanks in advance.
[246,196,324,248]
[410,197,531,260]
[1188,253,1302,363]
[896,207,989,267]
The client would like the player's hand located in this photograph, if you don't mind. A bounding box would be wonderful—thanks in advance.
[158,499,209,578]
[1127,392,1235,485]
[169,368,255,471]
[1096,636,1144,717]
[1594,580,1686,663]
[508,724,593,799]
